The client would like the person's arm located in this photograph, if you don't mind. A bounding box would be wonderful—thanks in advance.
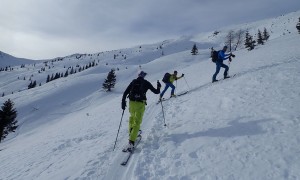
[175,74,184,80]
[146,80,161,94]
[122,82,132,101]
[219,51,230,60]
[121,81,133,110]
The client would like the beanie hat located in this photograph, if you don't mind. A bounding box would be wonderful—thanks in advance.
[138,71,147,78]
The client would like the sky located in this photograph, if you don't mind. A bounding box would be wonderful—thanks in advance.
[0,0,299,60]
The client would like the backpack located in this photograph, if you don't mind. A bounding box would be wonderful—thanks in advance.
[128,79,145,101]
[211,50,220,63]
[162,73,171,83]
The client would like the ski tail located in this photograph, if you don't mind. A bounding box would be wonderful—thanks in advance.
[120,134,142,166]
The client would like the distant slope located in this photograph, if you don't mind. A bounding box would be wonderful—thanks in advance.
[0,51,41,68]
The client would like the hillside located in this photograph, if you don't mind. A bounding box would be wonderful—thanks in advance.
[0,11,300,180]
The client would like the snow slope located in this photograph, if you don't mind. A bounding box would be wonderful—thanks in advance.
[0,51,41,68]
[0,11,300,180]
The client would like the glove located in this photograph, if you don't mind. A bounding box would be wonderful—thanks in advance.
[182,74,184,77]
[121,100,126,110]
[157,81,161,89]
[230,53,236,58]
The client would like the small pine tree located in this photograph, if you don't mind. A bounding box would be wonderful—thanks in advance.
[263,28,270,41]
[191,44,198,55]
[32,80,37,88]
[0,99,18,143]
[70,67,74,74]
[28,81,36,89]
[244,31,256,51]
[102,69,116,92]
[54,73,60,80]
[64,70,69,77]
[296,17,300,34]
[28,81,33,89]
[257,29,264,45]
[50,74,54,81]
[46,75,50,83]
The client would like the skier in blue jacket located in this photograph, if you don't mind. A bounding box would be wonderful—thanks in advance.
[212,46,232,83]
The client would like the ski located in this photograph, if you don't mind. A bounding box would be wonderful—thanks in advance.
[225,74,237,79]
[156,91,189,104]
[120,134,142,166]
[213,74,237,83]
[177,91,188,96]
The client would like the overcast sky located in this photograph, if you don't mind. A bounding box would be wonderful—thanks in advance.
[1,0,299,60]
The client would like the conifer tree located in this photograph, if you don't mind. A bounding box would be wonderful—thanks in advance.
[46,75,50,83]
[32,80,37,88]
[257,29,264,45]
[0,99,18,143]
[263,28,270,41]
[54,73,60,80]
[64,70,69,77]
[70,67,74,74]
[191,44,198,55]
[244,31,256,51]
[102,69,116,92]
[28,81,32,89]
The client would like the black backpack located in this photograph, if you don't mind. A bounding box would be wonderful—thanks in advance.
[211,50,220,63]
[128,79,145,101]
[162,73,171,83]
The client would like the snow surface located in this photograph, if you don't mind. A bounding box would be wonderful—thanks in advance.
[0,11,300,180]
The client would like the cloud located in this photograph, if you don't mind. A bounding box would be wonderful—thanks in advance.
[0,0,299,59]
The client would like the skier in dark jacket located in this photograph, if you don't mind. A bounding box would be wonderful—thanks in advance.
[121,71,161,152]
[212,46,232,83]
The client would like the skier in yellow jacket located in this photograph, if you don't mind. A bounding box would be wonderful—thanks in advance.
[160,70,184,100]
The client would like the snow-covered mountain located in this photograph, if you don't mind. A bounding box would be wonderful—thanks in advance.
[0,51,41,68]
[0,10,300,180]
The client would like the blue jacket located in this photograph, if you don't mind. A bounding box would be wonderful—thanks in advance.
[217,50,230,63]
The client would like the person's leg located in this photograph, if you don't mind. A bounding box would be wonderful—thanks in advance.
[160,83,170,98]
[212,63,221,81]
[129,101,145,143]
[221,64,229,78]
[170,83,176,96]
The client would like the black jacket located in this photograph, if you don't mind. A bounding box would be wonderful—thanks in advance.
[122,77,160,102]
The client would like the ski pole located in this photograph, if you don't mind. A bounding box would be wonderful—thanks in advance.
[228,60,231,76]
[175,80,177,95]
[160,100,167,127]
[113,110,125,151]
[183,77,191,91]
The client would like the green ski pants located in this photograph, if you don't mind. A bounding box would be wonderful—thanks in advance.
[128,101,145,142]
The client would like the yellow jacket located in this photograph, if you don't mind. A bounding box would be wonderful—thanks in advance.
[169,74,182,83]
